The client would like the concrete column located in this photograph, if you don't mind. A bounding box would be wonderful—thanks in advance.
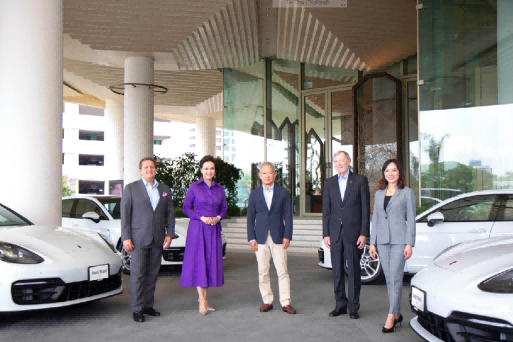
[124,57,154,185]
[0,0,63,226]
[195,117,216,158]
[498,0,513,105]
[105,99,124,181]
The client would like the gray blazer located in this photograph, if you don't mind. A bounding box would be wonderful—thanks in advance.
[121,179,175,247]
[370,187,416,247]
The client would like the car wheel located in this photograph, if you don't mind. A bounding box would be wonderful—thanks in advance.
[119,245,131,275]
[344,244,384,284]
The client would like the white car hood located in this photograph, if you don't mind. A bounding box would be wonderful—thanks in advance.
[0,225,112,259]
[434,236,513,277]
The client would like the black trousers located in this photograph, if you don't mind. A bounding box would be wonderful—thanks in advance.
[330,228,362,311]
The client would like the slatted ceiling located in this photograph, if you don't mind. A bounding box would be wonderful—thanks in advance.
[63,0,234,52]
[63,59,222,106]
[172,0,260,70]
[196,92,223,115]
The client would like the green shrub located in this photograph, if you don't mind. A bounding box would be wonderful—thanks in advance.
[241,207,248,216]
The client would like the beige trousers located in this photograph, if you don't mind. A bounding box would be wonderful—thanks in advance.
[256,232,291,306]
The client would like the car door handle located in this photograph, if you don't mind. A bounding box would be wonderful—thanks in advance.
[469,228,487,233]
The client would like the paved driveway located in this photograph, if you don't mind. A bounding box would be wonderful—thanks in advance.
[0,251,424,342]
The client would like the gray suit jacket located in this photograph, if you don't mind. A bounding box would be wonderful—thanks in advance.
[370,187,416,246]
[121,179,175,247]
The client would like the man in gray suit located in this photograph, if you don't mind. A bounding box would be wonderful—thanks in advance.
[323,151,370,319]
[121,157,175,323]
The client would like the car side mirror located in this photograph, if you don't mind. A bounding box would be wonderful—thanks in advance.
[82,211,100,223]
[427,212,444,227]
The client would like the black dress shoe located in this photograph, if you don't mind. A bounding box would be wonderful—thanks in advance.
[394,314,403,327]
[349,309,359,319]
[133,311,145,323]
[143,307,161,317]
[329,307,347,317]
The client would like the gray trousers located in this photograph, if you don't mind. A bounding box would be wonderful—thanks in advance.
[377,244,405,314]
[130,240,163,312]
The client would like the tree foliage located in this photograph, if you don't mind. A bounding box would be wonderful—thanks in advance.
[62,176,75,197]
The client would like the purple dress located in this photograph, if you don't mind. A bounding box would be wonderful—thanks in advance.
[179,177,227,287]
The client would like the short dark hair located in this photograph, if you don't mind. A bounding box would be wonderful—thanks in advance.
[199,155,216,169]
[139,157,156,170]
[378,158,405,190]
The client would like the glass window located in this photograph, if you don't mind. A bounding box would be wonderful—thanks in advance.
[223,60,265,209]
[189,128,196,132]
[497,196,513,221]
[79,155,104,166]
[419,0,513,202]
[431,195,498,222]
[190,144,195,148]
[0,205,31,226]
[73,199,108,220]
[216,146,221,151]
[79,130,104,141]
[303,63,357,90]
[78,180,105,195]
[79,105,104,116]
[62,199,74,218]
[216,130,221,136]
[97,198,121,220]
[407,81,420,204]
[268,59,300,215]
[189,136,195,140]
[216,138,221,143]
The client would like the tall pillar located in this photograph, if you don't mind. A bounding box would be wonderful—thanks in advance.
[105,99,124,181]
[124,57,154,185]
[498,0,513,105]
[196,117,216,158]
[0,0,63,226]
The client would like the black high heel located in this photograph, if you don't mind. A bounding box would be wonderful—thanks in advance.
[382,326,395,333]
[394,314,403,327]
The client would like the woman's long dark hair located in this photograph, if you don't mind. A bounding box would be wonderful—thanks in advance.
[378,158,405,190]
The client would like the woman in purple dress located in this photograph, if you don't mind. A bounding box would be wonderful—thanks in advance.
[180,155,227,315]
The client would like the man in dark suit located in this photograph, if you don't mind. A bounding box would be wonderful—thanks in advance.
[323,151,370,319]
[247,162,296,314]
[121,157,175,323]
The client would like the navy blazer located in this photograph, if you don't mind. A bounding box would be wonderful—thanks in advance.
[322,172,370,244]
[121,179,175,247]
[247,184,293,245]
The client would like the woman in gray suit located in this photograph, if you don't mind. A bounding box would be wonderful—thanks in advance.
[369,159,416,333]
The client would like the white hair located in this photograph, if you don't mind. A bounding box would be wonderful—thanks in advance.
[259,162,276,172]
[333,150,351,162]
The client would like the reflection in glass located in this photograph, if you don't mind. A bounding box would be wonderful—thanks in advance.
[419,0,513,204]
[223,61,265,209]
[407,81,420,204]
[331,89,353,176]
[304,93,326,213]
[304,63,357,91]
[267,59,300,215]
[356,76,400,210]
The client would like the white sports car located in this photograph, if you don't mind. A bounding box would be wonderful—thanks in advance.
[0,202,123,312]
[318,189,513,284]
[410,236,513,342]
[62,195,228,273]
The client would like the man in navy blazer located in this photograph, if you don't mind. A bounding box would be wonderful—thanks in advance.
[323,151,370,319]
[247,162,296,314]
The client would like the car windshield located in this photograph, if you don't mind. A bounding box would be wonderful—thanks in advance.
[97,198,121,220]
[0,204,32,226]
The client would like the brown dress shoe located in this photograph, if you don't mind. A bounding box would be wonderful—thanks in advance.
[260,304,273,312]
[282,305,297,314]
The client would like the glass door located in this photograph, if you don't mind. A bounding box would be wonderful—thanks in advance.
[330,88,354,175]
[303,92,327,214]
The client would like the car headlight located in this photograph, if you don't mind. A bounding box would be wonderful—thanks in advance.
[433,243,461,261]
[98,234,118,253]
[0,242,44,264]
[478,268,513,293]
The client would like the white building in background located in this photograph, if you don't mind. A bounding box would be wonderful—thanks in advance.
[188,126,224,158]
[62,102,174,195]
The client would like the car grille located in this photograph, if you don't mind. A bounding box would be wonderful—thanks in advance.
[162,247,185,262]
[11,270,122,305]
[412,303,513,342]
[318,248,324,263]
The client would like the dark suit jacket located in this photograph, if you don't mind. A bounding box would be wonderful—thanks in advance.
[322,172,370,244]
[247,184,293,245]
[121,179,175,247]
